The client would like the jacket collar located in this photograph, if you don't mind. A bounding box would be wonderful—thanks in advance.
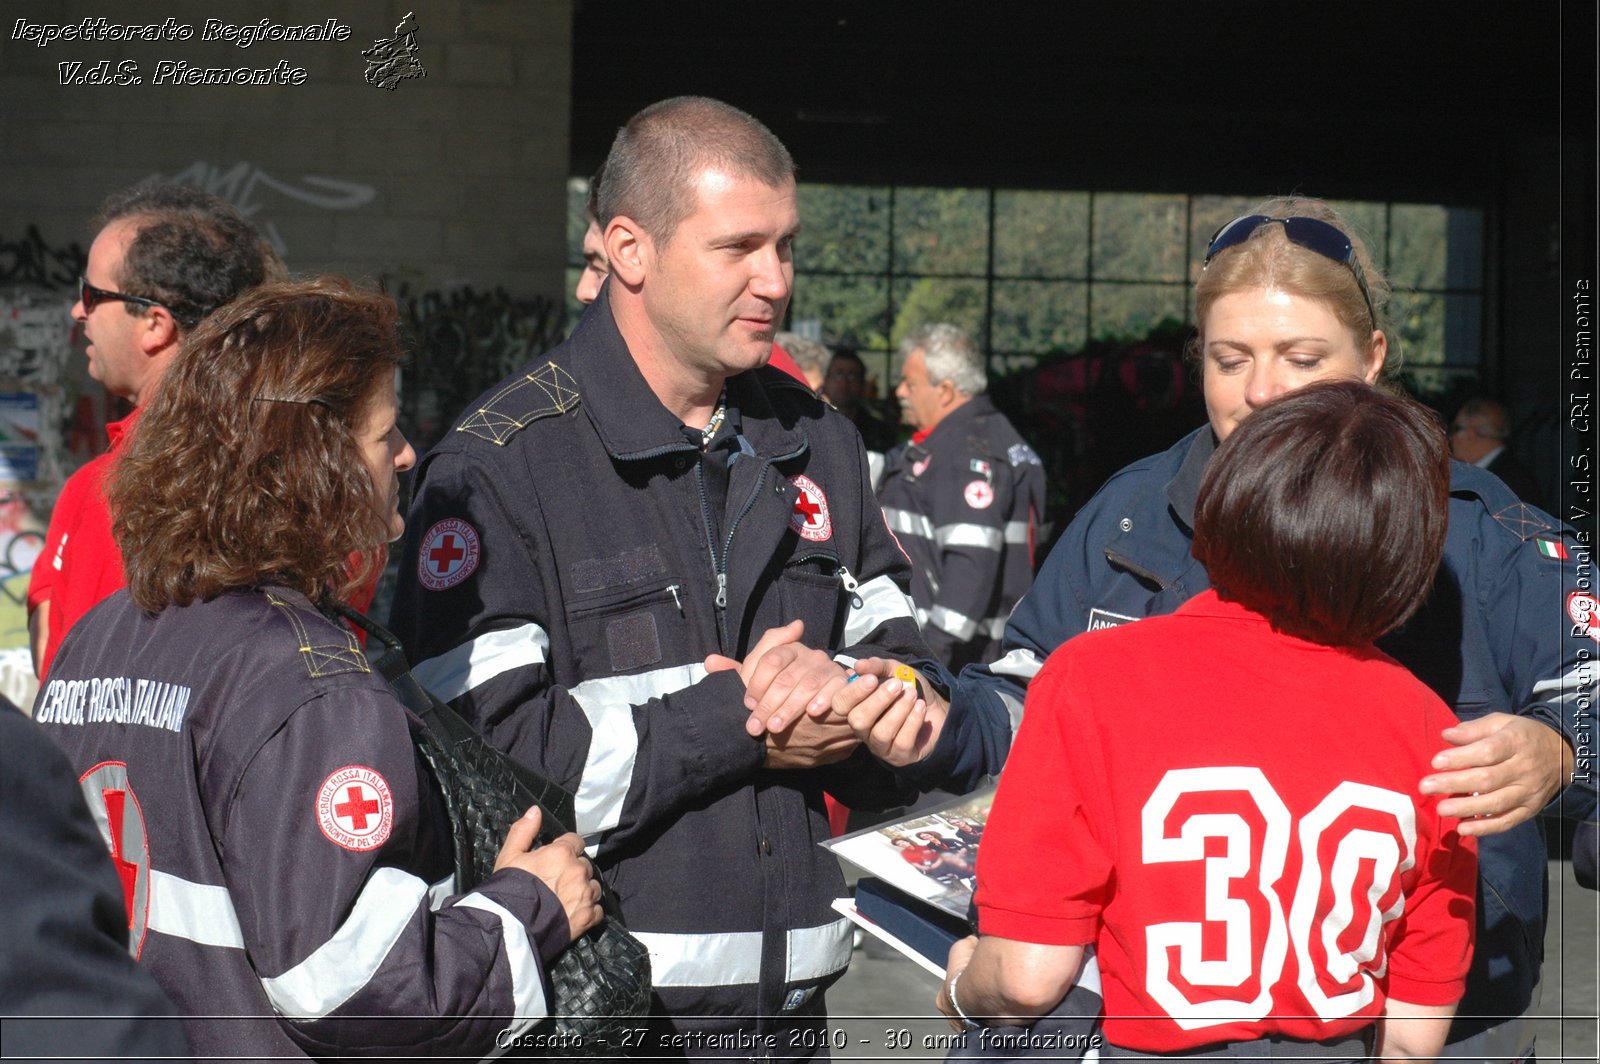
[568,285,807,463]
[911,395,995,453]
[1165,425,1216,532]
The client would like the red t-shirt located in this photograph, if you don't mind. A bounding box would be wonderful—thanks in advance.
[976,590,1477,1052]
[28,409,140,680]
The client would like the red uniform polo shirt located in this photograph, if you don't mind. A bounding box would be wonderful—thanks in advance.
[28,409,140,680]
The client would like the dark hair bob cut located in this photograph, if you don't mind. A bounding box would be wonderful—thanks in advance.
[1191,379,1450,646]
[109,277,406,612]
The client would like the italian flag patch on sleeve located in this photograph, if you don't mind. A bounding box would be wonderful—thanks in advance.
[1536,538,1569,561]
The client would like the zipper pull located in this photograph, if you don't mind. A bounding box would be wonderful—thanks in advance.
[667,583,683,613]
[715,573,727,609]
[836,564,864,609]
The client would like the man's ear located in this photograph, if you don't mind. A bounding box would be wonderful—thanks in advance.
[605,216,650,288]
[138,305,180,356]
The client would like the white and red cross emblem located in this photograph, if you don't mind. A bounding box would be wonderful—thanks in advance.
[417,518,481,591]
[789,475,832,542]
[964,480,995,509]
[78,761,151,957]
[316,766,394,851]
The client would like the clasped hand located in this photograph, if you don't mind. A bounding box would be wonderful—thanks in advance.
[707,620,947,768]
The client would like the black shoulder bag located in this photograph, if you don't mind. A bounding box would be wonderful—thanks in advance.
[334,605,652,1055]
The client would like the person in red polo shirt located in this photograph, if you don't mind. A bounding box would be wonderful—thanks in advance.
[28,185,278,678]
[940,382,1478,1063]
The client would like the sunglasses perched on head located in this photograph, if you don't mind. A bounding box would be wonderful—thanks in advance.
[1202,215,1377,331]
[77,273,198,323]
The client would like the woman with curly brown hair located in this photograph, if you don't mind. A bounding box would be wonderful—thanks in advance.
[34,278,601,1061]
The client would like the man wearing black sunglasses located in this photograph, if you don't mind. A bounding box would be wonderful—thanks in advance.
[28,185,279,679]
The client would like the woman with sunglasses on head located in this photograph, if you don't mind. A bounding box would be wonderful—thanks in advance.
[33,279,602,1061]
[835,196,1590,1062]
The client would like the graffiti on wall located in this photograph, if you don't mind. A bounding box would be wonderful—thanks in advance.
[0,227,87,290]
[392,283,565,454]
[142,160,378,256]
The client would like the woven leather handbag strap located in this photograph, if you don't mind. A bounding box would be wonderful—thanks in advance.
[331,602,579,835]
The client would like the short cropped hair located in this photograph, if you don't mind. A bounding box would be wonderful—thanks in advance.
[584,162,605,223]
[597,96,794,243]
[1191,195,1400,382]
[109,278,405,612]
[900,323,985,397]
[95,183,282,330]
[1191,380,1449,646]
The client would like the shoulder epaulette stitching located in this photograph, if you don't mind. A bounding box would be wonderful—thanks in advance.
[265,590,370,678]
[1487,501,1558,541]
[457,362,581,446]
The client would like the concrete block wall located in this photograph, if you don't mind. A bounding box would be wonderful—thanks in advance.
[0,0,574,296]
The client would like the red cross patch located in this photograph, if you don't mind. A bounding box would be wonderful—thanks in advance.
[964,480,995,509]
[78,762,151,957]
[317,766,394,852]
[789,475,832,542]
[1569,590,1600,643]
[417,518,481,591]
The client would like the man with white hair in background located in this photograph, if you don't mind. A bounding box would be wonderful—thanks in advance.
[879,323,1046,670]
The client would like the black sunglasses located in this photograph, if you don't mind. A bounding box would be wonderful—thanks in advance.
[1202,215,1377,331]
[77,276,206,328]
[79,275,166,315]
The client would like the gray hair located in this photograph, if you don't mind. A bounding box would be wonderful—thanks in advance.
[900,323,986,397]
[774,332,831,376]
[597,96,795,245]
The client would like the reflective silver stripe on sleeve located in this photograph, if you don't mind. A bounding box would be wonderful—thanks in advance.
[786,918,854,982]
[147,870,245,949]
[936,523,1004,551]
[926,606,1006,642]
[999,690,1026,737]
[1532,664,1598,706]
[454,892,549,1035]
[635,919,852,988]
[927,605,976,640]
[843,574,918,646]
[883,507,935,541]
[568,663,707,836]
[426,871,457,912]
[259,866,427,1019]
[412,623,550,702]
[988,647,1045,681]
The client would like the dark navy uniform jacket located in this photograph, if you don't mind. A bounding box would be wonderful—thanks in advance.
[34,586,570,1062]
[389,286,937,1040]
[915,425,1597,1043]
[877,396,1047,671]
[0,701,189,1061]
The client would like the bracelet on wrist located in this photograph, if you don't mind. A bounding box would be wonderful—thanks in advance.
[948,967,983,1030]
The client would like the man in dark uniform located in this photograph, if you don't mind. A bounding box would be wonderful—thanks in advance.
[878,323,1046,671]
[390,96,941,1057]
